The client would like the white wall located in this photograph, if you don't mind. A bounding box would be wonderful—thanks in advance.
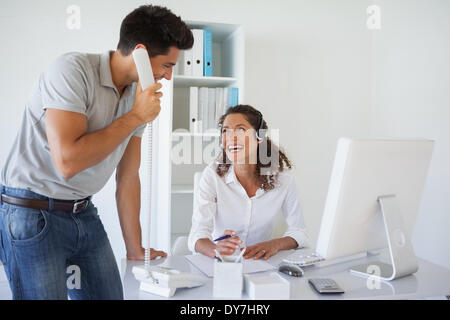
[0,0,448,268]
[370,0,450,268]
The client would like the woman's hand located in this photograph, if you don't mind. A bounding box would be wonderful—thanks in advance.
[215,230,242,256]
[243,240,280,260]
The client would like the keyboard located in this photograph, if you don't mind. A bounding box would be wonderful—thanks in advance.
[282,251,325,267]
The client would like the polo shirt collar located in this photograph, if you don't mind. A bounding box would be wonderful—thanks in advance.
[100,51,134,98]
[100,51,116,89]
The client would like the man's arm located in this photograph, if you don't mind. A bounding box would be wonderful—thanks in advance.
[46,110,141,179]
[115,136,166,260]
[45,82,162,179]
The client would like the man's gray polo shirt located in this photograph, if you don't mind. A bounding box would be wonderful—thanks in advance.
[0,51,145,200]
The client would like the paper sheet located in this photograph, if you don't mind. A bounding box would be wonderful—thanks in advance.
[184,254,275,277]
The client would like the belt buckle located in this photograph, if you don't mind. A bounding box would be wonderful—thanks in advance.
[73,200,88,213]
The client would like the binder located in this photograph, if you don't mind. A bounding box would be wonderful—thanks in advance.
[203,30,213,76]
[182,47,193,76]
[215,88,224,124]
[230,88,239,107]
[192,29,204,77]
[189,87,199,133]
[223,87,230,113]
[229,87,239,108]
[208,88,216,131]
[173,52,181,76]
[199,87,209,133]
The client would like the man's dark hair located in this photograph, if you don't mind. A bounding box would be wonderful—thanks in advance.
[117,5,194,57]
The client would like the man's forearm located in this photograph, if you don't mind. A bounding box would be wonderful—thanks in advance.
[116,174,144,259]
[64,112,142,177]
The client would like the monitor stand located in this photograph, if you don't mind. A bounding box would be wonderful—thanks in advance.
[350,194,419,281]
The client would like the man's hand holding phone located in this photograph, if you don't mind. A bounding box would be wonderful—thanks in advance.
[131,81,163,125]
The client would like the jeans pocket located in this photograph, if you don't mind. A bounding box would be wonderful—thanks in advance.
[0,230,5,264]
[6,207,50,245]
[0,208,7,264]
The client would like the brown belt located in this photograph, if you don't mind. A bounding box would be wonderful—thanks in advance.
[1,194,90,213]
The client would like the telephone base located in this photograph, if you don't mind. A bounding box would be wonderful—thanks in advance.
[132,265,206,298]
[139,281,177,297]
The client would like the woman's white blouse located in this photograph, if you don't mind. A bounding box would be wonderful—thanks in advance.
[188,163,310,253]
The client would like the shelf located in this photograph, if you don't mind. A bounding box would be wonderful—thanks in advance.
[186,20,240,41]
[172,184,194,194]
[172,131,220,138]
[173,75,237,88]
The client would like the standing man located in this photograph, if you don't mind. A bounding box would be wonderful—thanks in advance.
[0,5,193,299]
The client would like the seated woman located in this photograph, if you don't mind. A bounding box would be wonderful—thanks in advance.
[188,104,309,260]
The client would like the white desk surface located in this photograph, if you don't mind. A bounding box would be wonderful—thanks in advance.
[120,249,450,300]
[1,249,450,300]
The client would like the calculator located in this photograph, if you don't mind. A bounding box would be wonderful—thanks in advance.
[308,278,345,294]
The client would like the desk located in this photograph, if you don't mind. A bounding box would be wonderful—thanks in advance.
[121,249,450,300]
[1,250,449,300]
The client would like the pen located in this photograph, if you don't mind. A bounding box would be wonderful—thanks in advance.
[213,234,232,242]
[234,247,247,263]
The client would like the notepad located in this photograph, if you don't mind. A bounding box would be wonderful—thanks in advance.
[184,254,275,277]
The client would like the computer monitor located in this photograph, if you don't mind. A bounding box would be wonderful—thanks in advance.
[315,138,434,281]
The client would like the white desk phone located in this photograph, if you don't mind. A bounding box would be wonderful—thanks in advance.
[131,48,206,297]
[132,265,206,297]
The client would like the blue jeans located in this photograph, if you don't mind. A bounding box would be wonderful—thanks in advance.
[0,185,123,300]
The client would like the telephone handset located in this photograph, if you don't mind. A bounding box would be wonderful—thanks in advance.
[132,48,155,91]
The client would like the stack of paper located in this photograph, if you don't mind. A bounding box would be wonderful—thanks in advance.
[184,254,275,278]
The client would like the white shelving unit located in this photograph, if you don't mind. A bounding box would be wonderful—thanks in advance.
[172,131,220,138]
[172,184,195,194]
[140,21,244,252]
[174,75,237,88]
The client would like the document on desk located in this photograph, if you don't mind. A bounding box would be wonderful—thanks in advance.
[184,254,275,277]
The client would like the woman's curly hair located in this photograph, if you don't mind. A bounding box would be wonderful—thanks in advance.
[216,105,292,191]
